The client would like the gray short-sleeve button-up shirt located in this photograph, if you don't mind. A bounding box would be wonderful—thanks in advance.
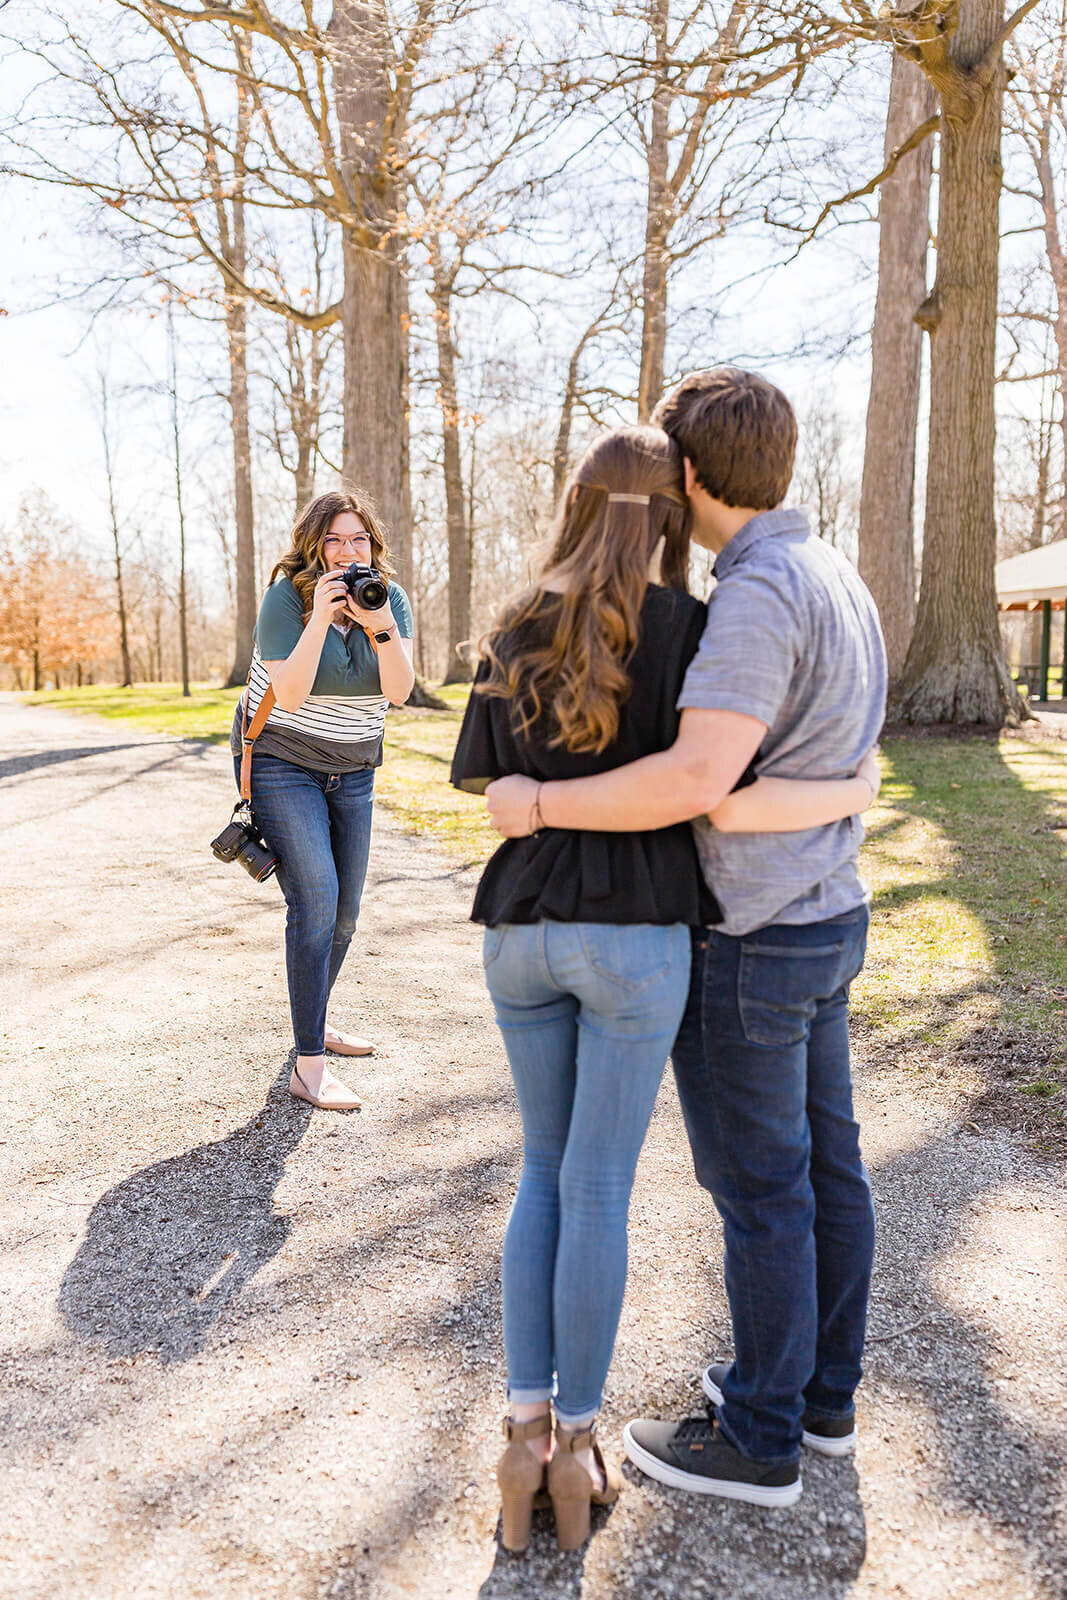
[678,507,887,935]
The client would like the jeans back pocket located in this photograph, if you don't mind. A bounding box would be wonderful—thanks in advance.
[737,941,844,1047]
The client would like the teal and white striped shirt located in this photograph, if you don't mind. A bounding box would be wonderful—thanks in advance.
[229,576,413,773]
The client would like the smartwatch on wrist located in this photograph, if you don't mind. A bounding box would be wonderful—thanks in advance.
[372,625,397,644]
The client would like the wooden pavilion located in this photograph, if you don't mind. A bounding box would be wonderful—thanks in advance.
[995,539,1067,703]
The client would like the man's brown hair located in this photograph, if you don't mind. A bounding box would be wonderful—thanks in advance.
[652,367,797,510]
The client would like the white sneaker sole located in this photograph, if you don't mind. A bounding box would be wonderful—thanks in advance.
[701,1370,856,1459]
[622,1422,803,1508]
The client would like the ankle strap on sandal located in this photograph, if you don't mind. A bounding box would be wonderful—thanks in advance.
[503,1412,552,1442]
[556,1422,596,1453]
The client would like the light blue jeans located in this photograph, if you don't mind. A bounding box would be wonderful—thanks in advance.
[484,920,691,1426]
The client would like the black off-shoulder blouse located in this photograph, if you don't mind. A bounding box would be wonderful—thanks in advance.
[450,584,754,927]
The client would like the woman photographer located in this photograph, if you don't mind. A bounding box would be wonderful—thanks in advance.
[231,489,414,1110]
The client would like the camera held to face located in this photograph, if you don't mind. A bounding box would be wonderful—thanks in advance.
[211,802,277,882]
[340,561,389,611]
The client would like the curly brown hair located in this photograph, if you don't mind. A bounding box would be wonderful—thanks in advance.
[269,487,396,619]
[477,426,690,755]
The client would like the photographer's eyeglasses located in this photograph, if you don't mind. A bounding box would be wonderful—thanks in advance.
[324,533,371,549]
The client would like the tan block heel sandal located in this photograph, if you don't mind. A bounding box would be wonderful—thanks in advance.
[548,1424,621,1551]
[496,1413,552,1552]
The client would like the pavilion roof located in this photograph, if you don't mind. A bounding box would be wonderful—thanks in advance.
[995,538,1067,608]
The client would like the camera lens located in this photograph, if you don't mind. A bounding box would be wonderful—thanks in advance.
[237,837,278,881]
[355,576,388,610]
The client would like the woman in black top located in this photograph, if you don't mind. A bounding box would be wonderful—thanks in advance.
[450,427,873,1552]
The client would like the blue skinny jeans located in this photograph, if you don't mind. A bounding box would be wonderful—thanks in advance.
[235,752,375,1054]
[484,920,691,1427]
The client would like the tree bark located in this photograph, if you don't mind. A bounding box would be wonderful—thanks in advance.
[553,344,580,505]
[292,323,326,513]
[637,0,672,422]
[857,55,937,682]
[1033,412,1051,546]
[432,268,472,683]
[204,38,256,689]
[331,1,412,588]
[1034,129,1067,525]
[99,376,133,688]
[168,305,191,698]
[223,288,256,686]
[892,0,1026,726]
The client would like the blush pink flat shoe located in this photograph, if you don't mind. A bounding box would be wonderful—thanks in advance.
[324,1028,374,1057]
[289,1065,362,1111]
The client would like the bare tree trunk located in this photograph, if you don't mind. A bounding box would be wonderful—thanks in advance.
[637,0,672,422]
[893,0,1025,726]
[99,374,133,688]
[285,316,327,514]
[222,48,257,688]
[553,345,580,505]
[223,287,256,686]
[294,429,315,512]
[331,1,412,587]
[432,268,471,682]
[168,306,191,698]
[1034,130,1067,527]
[858,55,936,681]
[1033,411,1051,546]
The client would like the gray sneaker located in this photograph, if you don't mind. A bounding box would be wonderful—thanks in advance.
[702,1363,857,1458]
[623,1412,802,1507]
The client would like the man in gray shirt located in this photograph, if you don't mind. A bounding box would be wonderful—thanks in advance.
[487,368,887,1508]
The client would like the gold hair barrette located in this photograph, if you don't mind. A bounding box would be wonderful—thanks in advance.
[606,493,650,505]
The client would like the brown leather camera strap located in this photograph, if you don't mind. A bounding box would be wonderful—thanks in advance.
[238,611,392,801]
[240,681,276,802]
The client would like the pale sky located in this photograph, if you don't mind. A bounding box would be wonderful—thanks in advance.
[0,14,1049,595]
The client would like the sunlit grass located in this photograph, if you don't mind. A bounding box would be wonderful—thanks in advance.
[378,702,499,861]
[857,738,1067,1063]
[22,683,1067,1070]
[22,682,243,742]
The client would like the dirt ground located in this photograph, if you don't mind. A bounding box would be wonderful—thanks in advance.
[1,695,1065,1600]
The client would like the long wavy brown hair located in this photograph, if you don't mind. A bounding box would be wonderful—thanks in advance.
[269,487,395,619]
[477,426,691,755]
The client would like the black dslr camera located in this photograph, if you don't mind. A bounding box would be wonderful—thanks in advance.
[211,801,277,882]
[340,561,389,610]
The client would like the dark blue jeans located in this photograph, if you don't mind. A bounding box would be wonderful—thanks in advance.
[234,753,375,1054]
[671,905,874,1464]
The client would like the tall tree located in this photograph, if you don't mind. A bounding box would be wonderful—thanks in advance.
[7,9,267,683]
[167,302,191,697]
[793,0,1038,722]
[145,0,468,588]
[892,0,1038,723]
[1005,2,1067,536]
[857,54,937,681]
[98,373,134,688]
[260,219,340,516]
[580,0,848,419]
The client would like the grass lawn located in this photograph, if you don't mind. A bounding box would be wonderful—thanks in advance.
[22,683,244,742]
[23,682,1067,1148]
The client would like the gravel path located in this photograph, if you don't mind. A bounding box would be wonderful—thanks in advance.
[1,696,1064,1600]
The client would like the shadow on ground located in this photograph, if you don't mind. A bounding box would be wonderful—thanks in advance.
[58,1064,311,1362]
[863,733,1067,1154]
[0,744,149,781]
